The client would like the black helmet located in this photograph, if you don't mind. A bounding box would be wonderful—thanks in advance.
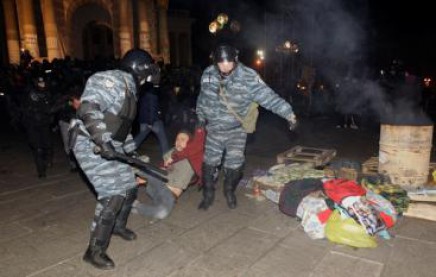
[213,44,238,64]
[120,49,153,84]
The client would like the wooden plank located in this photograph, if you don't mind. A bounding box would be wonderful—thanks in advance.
[404,202,436,221]
[408,194,436,203]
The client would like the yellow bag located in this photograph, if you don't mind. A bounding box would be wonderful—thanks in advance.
[219,84,259,133]
[325,210,377,248]
[241,102,259,133]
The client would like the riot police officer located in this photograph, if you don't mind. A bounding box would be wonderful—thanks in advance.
[71,49,159,270]
[22,75,53,178]
[196,43,298,210]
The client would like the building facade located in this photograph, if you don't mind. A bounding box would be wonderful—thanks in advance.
[1,0,193,65]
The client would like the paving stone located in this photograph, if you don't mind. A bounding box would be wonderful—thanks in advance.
[168,254,240,277]
[311,251,384,277]
[242,229,331,276]
[0,222,33,243]
[171,228,280,276]
[244,245,323,277]
[393,217,436,243]
[104,240,200,277]
[331,237,395,264]
[382,237,436,277]
[29,259,98,277]
[0,230,85,277]
[29,255,105,277]
[0,185,55,204]
[163,197,226,229]
[172,210,256,253]
[109,220,188,265]
[247,207,299,238]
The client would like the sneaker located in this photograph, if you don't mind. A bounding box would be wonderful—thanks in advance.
[350,124,359,130]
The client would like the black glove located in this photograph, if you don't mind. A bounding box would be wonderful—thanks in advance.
[289,120,298,131]
[99,141,117,160]
[127,150,139,158]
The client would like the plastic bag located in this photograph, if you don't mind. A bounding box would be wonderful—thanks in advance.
[325,210,377,248]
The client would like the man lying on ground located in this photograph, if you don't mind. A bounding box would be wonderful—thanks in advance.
[134,127,205,219]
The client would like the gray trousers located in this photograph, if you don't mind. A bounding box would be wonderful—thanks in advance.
[204,126,247,169]
[135,181,176,220]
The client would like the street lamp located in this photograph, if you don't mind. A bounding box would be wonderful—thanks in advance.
[208,13,241,35]
[255,49,265,76]
[275,40,299,90]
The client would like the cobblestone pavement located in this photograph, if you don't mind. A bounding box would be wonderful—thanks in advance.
[1,113,436,277]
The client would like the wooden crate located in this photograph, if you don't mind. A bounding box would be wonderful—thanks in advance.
[324,167,359,180]
[362,157,379,175]
[276,145,336,167]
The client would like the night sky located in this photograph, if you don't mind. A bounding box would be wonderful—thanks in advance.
[170,0,436,76]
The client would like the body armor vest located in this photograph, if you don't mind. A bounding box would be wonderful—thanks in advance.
[103,84,137,142]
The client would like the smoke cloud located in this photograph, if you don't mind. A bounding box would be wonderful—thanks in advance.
[255,0,431,125]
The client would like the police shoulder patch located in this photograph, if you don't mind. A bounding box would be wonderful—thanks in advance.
[105,79,115,88]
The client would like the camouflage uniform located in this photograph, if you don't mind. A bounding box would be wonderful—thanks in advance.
[196,62,294,210]
[72,69,139,270]
[197,63,294,167]
[72,69,137,199]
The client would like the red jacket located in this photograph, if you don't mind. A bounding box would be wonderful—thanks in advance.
[171,127,206,185]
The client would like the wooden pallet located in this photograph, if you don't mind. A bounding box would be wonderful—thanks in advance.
[276,145,336,167]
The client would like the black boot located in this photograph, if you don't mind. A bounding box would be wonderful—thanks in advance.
[113,188,138,240]
[223,167,243,209]
[83,195,124,270]
[35,148,47,178]
[198,163,218,210]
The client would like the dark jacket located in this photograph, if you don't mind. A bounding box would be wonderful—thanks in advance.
[137,84,161,125]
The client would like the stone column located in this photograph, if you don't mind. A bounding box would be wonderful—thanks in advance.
[3,0,20,64]
[138,0,152,53]
[119,0,133,57]
[41,0,62,60]
[17,0,39,58]
[149,0,158,55]
[157,0,170,63]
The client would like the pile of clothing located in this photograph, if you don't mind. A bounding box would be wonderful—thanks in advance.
[279,178,407,248]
